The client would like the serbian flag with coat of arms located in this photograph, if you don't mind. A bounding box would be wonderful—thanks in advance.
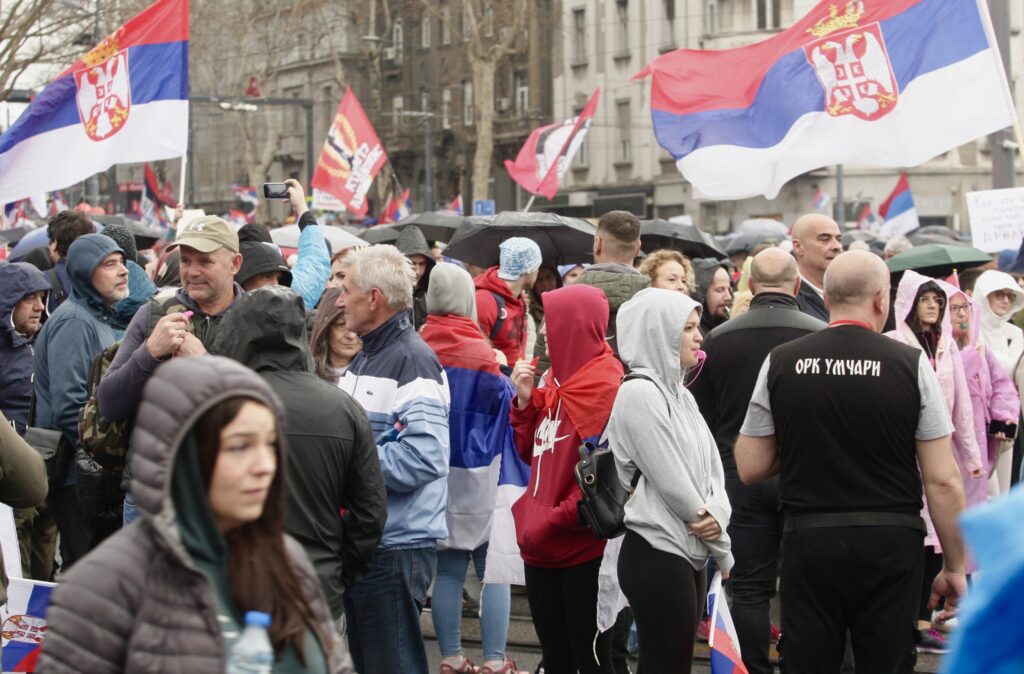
[1,578,56,673]
[635,0,1016,200]
[707,571,749,674]
[504,88,600,200]
[0,0,189,207]
[311,87,387,217]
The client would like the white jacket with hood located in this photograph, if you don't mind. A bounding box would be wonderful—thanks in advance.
[974,270,1024,377]
[608,287,734,572]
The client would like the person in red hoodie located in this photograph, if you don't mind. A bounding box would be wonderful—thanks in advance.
[475,237,543,366]
[509,284,624,674]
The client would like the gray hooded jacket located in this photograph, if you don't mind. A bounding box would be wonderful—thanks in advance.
[608,287,734,572]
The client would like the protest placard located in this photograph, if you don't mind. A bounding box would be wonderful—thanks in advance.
[966,188,1024,253]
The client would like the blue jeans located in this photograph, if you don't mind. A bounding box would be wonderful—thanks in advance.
[122,492,140,526]
[344,546,436,674]
[432,544,511,661]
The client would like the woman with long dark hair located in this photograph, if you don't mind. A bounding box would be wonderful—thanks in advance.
[38,356,352,673]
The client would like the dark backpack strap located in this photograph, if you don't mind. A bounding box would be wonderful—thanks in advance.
[46,268,65,304]
[488,291,506,342]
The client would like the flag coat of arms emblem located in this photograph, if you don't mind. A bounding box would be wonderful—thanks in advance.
[635,0,1016,200]
[1,578,55,673]
[0,0,189,207]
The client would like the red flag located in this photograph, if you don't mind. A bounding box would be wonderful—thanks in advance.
[504,88,600,199]
[311,87,388,216]
[245,75,261,97]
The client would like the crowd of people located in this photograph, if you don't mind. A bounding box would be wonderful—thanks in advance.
[0,181,1022,674]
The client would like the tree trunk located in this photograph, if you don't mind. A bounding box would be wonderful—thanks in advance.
[470,57,496,204]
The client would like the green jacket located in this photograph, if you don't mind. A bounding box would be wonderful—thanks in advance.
[0,414,48,604]
[576,264,650,356]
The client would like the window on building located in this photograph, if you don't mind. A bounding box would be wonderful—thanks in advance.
[514,71,529,115]
[616,0,629,53]
[664,0,676,46]
[422,90,430,113]
[393,19,404,62]
[421,17,431,48]
[463,3,472,40]
[442,88,452,129]
[393,95,404,125]
[484,4,495,37]
[442,6,452,44]
[572,9,586,63]
[322,85,334,128]
[463,80,474,126]
[705,0,717,34]
[757,0,780,29]
[289,88,302,128]
[615,100,631,162]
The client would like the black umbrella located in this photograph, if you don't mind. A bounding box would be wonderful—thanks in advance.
[907,232,969,247]
[359,225,402,244]
[640,219,725,259]
[93,215,164,249]
[445,211,597,267]
[393,213,463,243]
[908,225,969,241]
[0,225,35,247]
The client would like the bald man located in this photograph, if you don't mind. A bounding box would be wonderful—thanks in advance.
[690,247,825,674]
[735,251,967,674]
[791,213,843,321]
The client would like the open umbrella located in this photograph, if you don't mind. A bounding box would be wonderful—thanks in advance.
[359,225,402,244]
[445,211,597,267]
[0,225,36,247]
[907,232,969,247]
[270,224,366,251]
[908,225,969,241]
[738,218,788,239]
[93,215,164,249]
[393,212,463,243]
[12,221,102,257]
[724,231,786,255]
[640,219,725,259]
[886,243,993,276]
[842,230,877,248]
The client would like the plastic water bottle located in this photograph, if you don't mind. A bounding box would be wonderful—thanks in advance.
[227,611,274,673]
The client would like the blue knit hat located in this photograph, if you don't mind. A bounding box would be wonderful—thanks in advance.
[498,237,543,280]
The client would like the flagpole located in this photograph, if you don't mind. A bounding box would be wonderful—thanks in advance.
[523,195,536,212]
[178,154,187,206]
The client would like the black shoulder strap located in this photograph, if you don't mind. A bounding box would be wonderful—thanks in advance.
[488,291,506,342]
[46,268,65,304]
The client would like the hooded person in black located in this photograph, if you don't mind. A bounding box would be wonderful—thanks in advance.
[395,226,436,329]
[691,258,733,335]
[211,286,387,623]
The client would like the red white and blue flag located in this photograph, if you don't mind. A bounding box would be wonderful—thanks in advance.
[0,0,189,207]
[708,572,749,674]
[635,0,1015,200]
[878,172,919,238]
[856,203,878,229]
[1,578,56,673]
[813,185,831,210]
[48,191,68,216]
[446,194,464,215]
[505,88,600,199]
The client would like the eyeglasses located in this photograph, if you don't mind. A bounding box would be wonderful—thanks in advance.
[949,304,970,314]
[917,295,946,308]
[991,290,1016,301]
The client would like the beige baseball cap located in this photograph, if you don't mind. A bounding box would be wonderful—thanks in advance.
[166,215,239,253]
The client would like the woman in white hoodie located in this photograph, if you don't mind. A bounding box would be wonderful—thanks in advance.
[973,270,1024,495]
[608,287,733,673]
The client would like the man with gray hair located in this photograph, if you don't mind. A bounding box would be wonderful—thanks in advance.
[735,250,967,673]
[884,235,913,260]
[334,244,451,674]
[690,248,825,674]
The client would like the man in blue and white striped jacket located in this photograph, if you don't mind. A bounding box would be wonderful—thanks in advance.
[335,244,451,674]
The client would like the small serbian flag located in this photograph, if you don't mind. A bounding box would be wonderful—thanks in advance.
[504,88,600,199]
[856,203,878,230]
[634,0,1014,200]
[0,0,189,207]
[707,571,749,674]
[812,186,831,210]
[311,87,387,217]
[448,194,463,215]
[878,172,919,239]
[1,578,56,673]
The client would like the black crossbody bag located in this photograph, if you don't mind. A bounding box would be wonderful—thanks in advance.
[574,373,667,540]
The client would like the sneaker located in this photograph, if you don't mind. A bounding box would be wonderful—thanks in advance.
[931,610,959,632]
[697,617,711,642]
[480,658,529,674]
[770,623,782,643]
[440,656,479,673]
[917,628,949,654]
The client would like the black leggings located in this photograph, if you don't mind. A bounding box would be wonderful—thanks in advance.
[524,558,614,674]
[618,530,704,674]
[918,547,943,621]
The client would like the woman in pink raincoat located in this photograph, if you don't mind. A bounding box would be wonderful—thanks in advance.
[886,271,983,652]
[948,290,1020,509]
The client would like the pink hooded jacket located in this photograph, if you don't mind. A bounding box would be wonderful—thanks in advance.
[886,272,983,550]
[951,290,1020,509]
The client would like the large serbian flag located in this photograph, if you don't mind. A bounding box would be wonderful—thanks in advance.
[311,87,387,217]
[708,572,749,674]
[1,578,56,673]
[635,0,1015,200]
[505,88,600,200]
[0,0,189,207]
